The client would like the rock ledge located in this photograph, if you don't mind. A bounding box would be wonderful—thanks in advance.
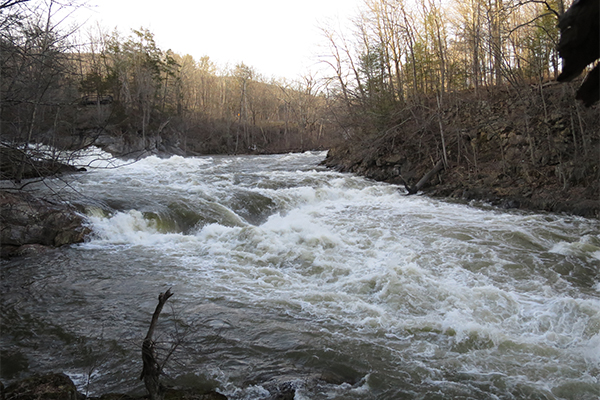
[0,190,90,258]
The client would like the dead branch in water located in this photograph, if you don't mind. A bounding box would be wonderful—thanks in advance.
[140,288,174,400]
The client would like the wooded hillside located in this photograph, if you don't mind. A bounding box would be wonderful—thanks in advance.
[320,0,598,217]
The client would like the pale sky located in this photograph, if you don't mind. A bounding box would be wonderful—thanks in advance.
[76,0,363,79]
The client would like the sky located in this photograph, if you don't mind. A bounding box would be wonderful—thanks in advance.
[75,0,364,80]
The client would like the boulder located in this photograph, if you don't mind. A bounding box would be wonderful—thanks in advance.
[3,373,80,400]
[0,190,90,257]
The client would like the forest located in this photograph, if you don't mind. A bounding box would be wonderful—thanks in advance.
[320,0,595,130]
[1,0,338,182]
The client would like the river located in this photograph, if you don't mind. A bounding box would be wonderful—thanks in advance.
[1,150,600,399]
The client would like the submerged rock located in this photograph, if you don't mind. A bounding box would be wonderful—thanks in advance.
[0,190,90,257]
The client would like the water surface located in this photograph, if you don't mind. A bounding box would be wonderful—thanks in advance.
[2,150,599,399]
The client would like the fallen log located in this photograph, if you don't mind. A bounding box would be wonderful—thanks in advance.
[404,159,445,195]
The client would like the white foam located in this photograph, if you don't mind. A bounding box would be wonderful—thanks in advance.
[84,210,189,247]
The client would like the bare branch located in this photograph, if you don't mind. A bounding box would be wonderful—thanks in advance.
[0,0,30,10]
[140,288,174,400]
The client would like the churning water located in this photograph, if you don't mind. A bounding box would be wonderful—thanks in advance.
[2,150,600,399]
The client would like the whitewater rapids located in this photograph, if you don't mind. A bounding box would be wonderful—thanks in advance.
[1,149,599,399]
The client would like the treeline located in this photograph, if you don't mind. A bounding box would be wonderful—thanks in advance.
[321,0,598,167]
[2,0,597,188]
[77,26,336,154]
[323,0,575,130]
[1,0,338,174]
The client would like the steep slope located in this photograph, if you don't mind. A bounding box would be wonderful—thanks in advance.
[324,83,599,217]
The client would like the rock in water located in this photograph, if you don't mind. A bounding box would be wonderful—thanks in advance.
[3,373,79,400]
[0,190,90,257]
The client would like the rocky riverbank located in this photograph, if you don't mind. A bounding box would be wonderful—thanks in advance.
[1,371,348,400]
[323,83,599,218]
[0,144,94,257]
[0,190,90,258]
[1,373,227,400]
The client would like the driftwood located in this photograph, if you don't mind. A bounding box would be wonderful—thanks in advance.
[141,288,174,400]
[404,159,445,195]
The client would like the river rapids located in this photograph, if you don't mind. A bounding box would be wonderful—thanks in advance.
[1,150,600,399]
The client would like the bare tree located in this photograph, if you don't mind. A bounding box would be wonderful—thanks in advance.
[1,0,88,182]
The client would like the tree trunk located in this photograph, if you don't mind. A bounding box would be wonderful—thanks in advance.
[405,159,445,194]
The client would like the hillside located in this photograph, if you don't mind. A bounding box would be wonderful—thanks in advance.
[323,81,599,218]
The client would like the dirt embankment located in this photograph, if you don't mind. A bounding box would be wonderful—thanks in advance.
[324,83,599,218]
